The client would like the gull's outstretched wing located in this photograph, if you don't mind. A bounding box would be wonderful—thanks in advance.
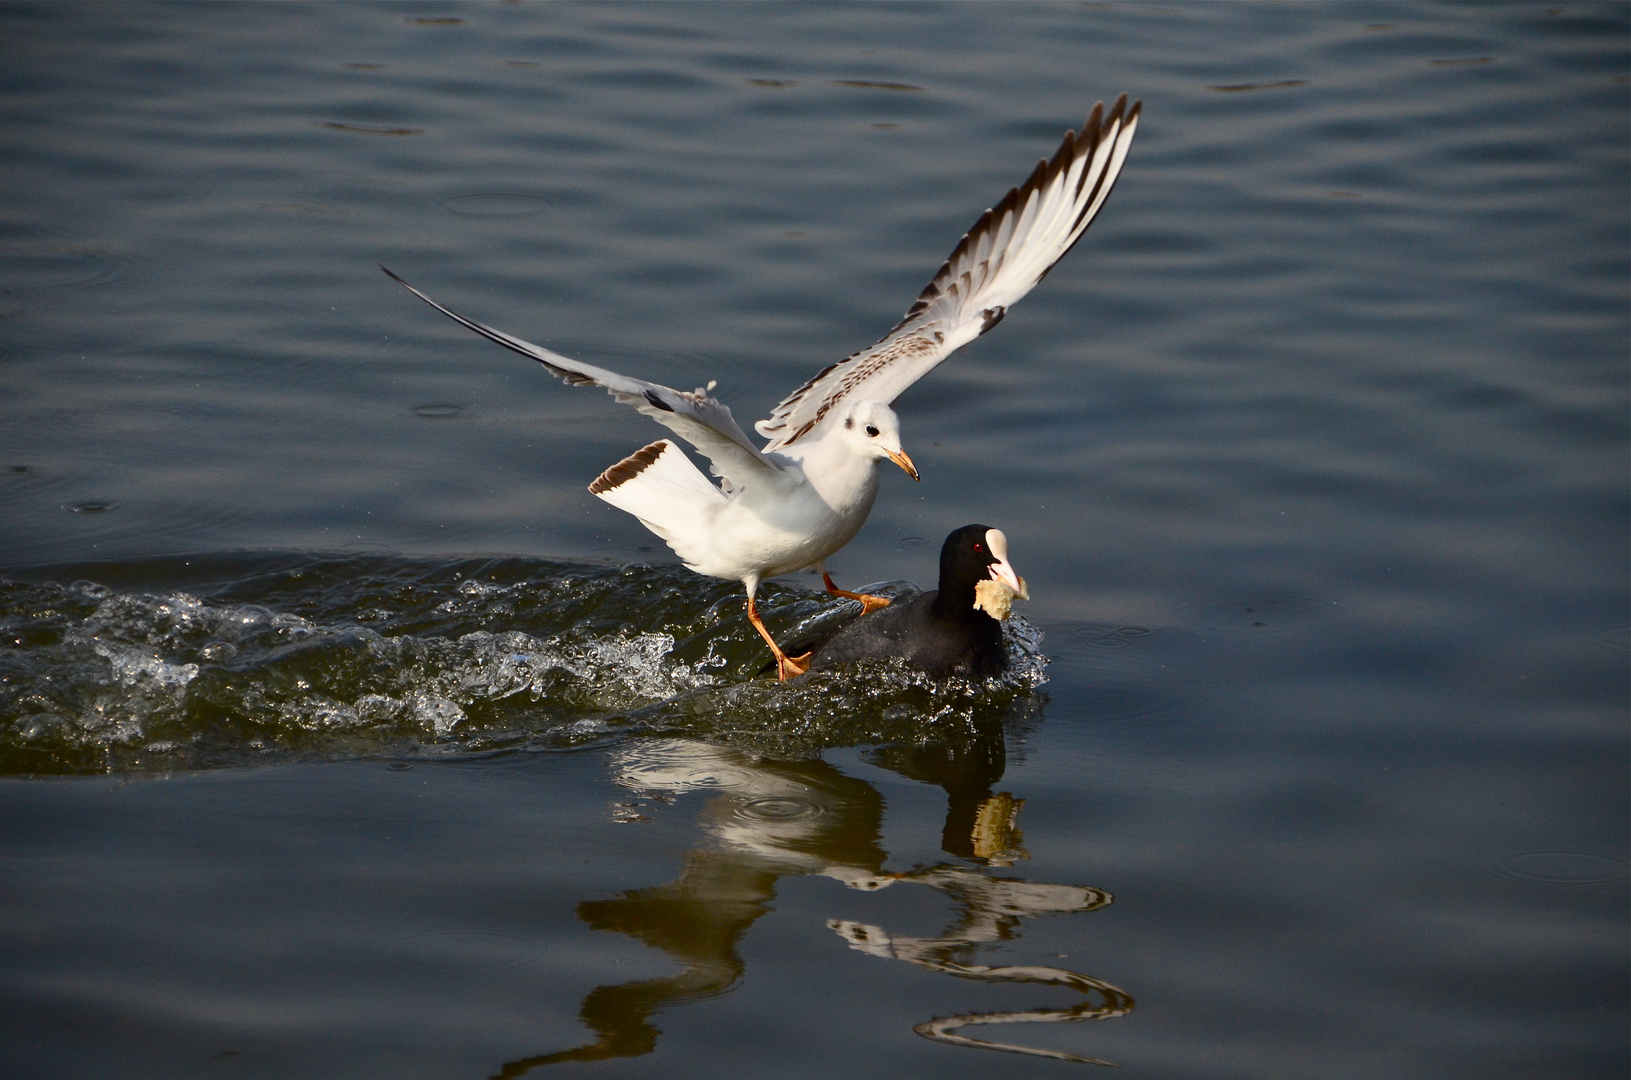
[382,266,780,489]
[755,95,1140,452]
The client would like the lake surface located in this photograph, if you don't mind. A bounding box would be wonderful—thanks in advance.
[1,3,1626,1077]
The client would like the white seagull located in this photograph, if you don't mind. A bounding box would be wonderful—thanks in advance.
[383,95,1139,679]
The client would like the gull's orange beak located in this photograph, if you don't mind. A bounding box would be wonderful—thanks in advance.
[885,448,920,482]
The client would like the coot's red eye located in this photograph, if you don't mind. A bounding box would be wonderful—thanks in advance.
[973,543,982,551]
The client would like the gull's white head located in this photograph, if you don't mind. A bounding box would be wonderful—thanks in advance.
[840,400,918,481]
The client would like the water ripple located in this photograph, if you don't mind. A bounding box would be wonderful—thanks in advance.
[1495,850,1629,885]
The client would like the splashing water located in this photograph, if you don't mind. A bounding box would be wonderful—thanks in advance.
[0,555,1048,774]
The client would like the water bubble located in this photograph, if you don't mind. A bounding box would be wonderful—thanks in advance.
[197,642,238,662]
[11,714,66,741]
[411,695,465,735]
[224,606,273,635]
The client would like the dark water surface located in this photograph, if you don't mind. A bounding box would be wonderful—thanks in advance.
[2,3,1626,1077]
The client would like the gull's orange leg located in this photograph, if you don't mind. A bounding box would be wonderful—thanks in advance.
[747,596,810,681]
[822,572,892,615]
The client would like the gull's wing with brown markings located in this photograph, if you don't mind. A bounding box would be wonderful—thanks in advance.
[381,266,781,490]
[755,95,1140,453]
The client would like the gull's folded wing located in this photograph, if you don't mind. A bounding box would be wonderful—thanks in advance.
[382,266,779,489]
[755,95,1140,452]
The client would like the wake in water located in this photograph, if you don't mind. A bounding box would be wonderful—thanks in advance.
[0,554,1048,774]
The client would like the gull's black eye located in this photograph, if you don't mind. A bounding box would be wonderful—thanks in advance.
[865,425,879,437]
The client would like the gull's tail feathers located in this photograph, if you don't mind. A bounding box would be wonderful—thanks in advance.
[589,440,725,568]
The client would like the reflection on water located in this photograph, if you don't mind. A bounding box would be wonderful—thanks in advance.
[0,2,1622,1073]
[500,734,1128,1074]
[835,893,1131,1066]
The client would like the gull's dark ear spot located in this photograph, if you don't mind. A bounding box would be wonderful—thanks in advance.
[844,416,854,429]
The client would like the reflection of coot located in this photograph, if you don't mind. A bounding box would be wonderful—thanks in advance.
[868,727,1020,864]
[810,525,1025,679]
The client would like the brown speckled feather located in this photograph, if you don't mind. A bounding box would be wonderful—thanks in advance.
[756,95,1140,453]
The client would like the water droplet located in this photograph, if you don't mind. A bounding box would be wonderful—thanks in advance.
[1182,595,1328,634]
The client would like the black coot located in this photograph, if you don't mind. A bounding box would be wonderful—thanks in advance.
[808,524,1026,679]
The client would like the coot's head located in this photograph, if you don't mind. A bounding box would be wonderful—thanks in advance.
[840,400,918,481]
[940,525,1027,618]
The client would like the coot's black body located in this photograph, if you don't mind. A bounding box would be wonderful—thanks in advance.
[809,524,1016,679]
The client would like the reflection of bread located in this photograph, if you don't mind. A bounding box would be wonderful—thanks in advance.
[971,792,1028,865]
[972,576,1028,621]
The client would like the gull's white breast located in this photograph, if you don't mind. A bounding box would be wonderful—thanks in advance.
[689,437,880,581]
